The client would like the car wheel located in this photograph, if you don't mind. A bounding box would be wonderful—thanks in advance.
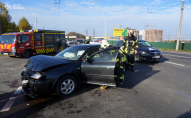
[22,50,32,58]
[55,76,77,97]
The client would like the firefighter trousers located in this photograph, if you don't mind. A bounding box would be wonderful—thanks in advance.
[127,54,135,69]
[114,61,125,84]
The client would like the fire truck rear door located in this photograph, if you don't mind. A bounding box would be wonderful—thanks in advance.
[34,33,45,54]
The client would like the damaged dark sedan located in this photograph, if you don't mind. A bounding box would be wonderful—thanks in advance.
[21,44,120,98]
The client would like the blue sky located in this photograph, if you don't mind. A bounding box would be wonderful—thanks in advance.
[2,0,191,40]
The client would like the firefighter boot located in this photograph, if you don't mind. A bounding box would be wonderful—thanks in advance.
[131,65,135,72]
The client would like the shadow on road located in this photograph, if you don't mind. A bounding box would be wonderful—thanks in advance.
[0,84,99,118]
[177,109,191,118]
[118,56,169,89]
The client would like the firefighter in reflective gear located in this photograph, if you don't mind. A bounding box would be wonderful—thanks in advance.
[122,30,138,72]
[114,49,127,85]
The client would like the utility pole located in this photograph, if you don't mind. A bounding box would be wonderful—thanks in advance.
[93,29,95,37]
[169,33,170,40]
[120,23,122,29]
[35,18,37,30]
[86,29,88,36]
[176,0,184,51]
[105,20,106,38]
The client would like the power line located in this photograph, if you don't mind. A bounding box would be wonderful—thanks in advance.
[18,0,44,27]
[56,0,60,29]
[88,0,181,31]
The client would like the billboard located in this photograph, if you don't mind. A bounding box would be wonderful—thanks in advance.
[113,28,125,36]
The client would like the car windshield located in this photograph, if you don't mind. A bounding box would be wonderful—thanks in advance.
[67,39,72,41]
[138,41,151,47]
[0,35,16,44]
[55,46,88,60]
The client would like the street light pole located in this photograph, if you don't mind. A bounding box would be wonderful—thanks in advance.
[105,20,107,39]
[176,0,184,51]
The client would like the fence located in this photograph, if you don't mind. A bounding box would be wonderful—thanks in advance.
[148,42,191,51]
[106,40,191,51]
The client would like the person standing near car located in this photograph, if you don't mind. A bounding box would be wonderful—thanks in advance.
[54,38,61,54]
[84,36,90,44]
[122,30,139,72]
[61,39,68,50]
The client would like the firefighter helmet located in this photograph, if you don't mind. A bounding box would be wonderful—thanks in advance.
[128,30,134,34]
[100,40,110,49]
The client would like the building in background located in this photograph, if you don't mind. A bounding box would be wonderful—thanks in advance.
[139,29,163,42]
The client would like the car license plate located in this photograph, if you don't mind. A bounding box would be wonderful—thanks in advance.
[22,80,28,84]
[152,56,160,58]
[4,53,8,55]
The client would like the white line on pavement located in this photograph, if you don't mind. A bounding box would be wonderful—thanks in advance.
[163,51,191,55]
[165,61,185,66]
[14,86,22,94]
[170,89,191,99]
[0,97,17,112]
[163,54,191,59]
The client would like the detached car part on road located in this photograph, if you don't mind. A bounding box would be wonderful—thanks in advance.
[21,44,120,98]
[116,40,162,62]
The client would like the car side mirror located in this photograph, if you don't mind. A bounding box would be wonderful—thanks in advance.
[150,44,152,47]
[86,58,94,63]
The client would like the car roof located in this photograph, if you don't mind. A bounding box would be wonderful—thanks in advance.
[138,40,146,42]
[118,40,146,42]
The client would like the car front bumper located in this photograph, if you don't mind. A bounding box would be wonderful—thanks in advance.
[140,55,162,61]
[21,71,56,98]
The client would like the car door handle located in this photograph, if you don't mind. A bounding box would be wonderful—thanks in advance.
[105,67,111,69]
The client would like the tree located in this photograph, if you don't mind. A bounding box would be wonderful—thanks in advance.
[0,2,12,34]
[18,17,32,30]
[7,22,19,32]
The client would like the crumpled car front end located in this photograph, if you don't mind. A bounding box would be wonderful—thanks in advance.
[21,67,51,98]
[21,55,71,98]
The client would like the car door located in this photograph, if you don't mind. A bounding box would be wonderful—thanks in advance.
[81,48,119,86]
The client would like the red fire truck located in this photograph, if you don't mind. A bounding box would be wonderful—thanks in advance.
[0,29,65,57]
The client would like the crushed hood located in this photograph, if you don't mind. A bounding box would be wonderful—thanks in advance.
[26,55,71,72]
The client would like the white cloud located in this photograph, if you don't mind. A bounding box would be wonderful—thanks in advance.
[151,0,162,4]
[7,1,191,39]
[65,1,78,7]
[79,1,95,5]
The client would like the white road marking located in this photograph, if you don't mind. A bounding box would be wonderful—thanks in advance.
[163,54,191,59]
[165,61,185,66]
[0,97,17,112]
[170,89,191,99]
[163,51,191,55]
[14,86,22,94]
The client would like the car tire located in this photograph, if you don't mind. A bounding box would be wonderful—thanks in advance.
[55,76,77,97]
[22,50,32,58]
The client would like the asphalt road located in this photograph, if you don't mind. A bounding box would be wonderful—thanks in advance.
[0,51,191,118]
